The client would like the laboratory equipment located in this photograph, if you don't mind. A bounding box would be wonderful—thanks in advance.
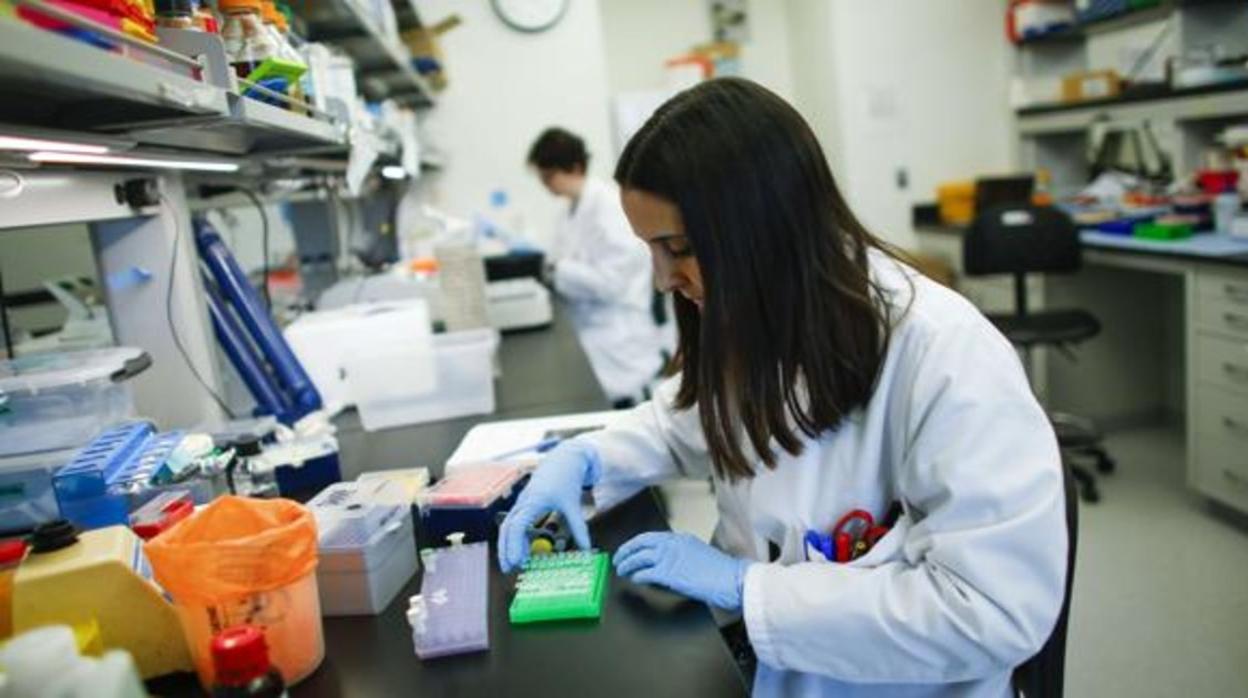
[128,489,194,540]
[307,480,418,616]
[1135,219,1194,240]
[408,540,489,659]
[210,626,288,698]
[525,511,572,556]
[0,347,149,458]
[195,216,324,426]
[366,327,498,429]
[508,550,609,624]
[282,298,434,419]
[52,422,218,530]
[356,467,430,506]
[143,496,324,689]
[0,625,147,698]
[10,521,193,679]
[219,0,277,79]
[486,277,554,331]
[419,463,527,546]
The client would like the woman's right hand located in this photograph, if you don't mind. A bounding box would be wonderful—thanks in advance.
[497,441,601,573]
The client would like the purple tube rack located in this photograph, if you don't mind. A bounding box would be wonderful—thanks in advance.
[409,541,490,659]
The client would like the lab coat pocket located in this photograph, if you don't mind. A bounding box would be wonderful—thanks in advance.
[844,513,911,569]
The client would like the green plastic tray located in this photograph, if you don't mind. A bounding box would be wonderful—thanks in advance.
[508,551,609,624]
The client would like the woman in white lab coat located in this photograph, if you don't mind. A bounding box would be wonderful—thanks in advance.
[528,128,664,407]
[502,80,1066,697]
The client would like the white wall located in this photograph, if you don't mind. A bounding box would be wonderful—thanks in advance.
[788,0,1013,250]
[411,0,616,249]
[599,0,795,98]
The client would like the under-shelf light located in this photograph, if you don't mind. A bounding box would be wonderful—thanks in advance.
[28,151,240,173]
[0,135,109,154]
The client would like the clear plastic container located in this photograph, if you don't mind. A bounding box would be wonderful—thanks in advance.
[354,328,499,430]
[155,0,197,29]
[308,480,417,616]
[0,347,148,458]
[219,0,276,79]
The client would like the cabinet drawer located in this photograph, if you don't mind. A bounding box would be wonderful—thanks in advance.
[1195,333,1248,394]
[1196,269,1248,305]
[1195,296,1248,339]
[1193,437,1248,514]
[1194,385,1248,452]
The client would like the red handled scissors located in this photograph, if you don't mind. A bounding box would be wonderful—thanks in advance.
[831,509,894,563]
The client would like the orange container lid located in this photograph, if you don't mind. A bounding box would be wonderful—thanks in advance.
[218,0,262,12]
[260,0,281,23]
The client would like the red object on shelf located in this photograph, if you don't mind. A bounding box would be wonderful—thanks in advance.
[1197,170,1240,195]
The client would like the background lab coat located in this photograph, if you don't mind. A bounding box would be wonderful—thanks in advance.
[579,251,1067,697]
[551,177,663,402]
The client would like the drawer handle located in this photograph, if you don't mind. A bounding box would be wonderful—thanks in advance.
[1224,312,1248,330]
[1226,284,1248,304]
[1224,362,1248,380]
[1224,469,1248,489]
[1224,417,1248,436]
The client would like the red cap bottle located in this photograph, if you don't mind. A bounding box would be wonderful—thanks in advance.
[210,626,288,697]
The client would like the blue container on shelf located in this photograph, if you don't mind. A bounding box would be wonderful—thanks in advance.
[1076,0,1130,23]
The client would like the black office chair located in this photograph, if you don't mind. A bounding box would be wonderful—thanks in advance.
[1013,461,1079,698]
[963,204,1115,503]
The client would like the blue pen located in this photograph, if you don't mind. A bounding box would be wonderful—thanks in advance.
[485,436,562,462]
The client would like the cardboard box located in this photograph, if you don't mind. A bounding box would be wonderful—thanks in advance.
[1061,70,1123,102]
[401,15,461,91]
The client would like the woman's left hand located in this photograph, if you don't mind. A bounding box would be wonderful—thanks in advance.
[613,531,751,612]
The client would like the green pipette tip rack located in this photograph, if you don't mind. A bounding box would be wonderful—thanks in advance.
[508,550,609,624]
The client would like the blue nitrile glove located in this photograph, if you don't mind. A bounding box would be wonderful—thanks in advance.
[613,532,752,612]
[498,441,601,573]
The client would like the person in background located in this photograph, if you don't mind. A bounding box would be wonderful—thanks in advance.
[503,80,1066,697]
[529,127,664,408]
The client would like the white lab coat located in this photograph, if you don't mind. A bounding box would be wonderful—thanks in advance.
[579,251,1067,697]
[551,177,663,403]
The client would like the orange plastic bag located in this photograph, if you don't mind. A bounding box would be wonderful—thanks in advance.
[144,496,324,687]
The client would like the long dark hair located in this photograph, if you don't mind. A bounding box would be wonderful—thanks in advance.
[615,77,899,481]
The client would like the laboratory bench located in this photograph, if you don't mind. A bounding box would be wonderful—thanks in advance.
[154,302,748,697]
[913,222,1248,515]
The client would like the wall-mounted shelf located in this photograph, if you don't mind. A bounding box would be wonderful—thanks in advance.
[1017,81,1248,136]
[1015,0,1240,46]
[288,0,435,107]
[0,18,228,131]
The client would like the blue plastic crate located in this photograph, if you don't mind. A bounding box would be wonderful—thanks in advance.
[53,422,188,529]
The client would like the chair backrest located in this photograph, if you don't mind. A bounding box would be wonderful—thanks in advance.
[1013,460,1079,698]
[963,204,1082,277]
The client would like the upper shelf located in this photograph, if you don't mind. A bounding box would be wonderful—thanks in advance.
[287,0,435,108]
[0,14,346,155]
[0,17,228,130]
[1015,0,1233,47]
[1016,81,1248,135]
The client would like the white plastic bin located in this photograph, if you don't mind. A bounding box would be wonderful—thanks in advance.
[353,329,498,431]
[284,300,434,411]
[0,348,148,458]
[309,480,418,616]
